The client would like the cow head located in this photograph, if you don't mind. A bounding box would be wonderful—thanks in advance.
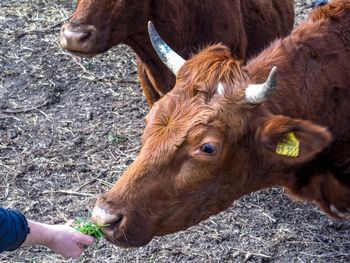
[60,0,152,56]
[91,27,332,247]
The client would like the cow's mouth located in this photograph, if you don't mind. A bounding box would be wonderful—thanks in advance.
[101,226,131,248]
[101,223,154,248]
[92,202,155,248]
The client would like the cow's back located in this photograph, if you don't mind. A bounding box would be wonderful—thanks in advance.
[241,0,295,58]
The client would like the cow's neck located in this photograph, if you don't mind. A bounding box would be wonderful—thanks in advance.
[125,25,205,102]
[125,33,175,100]
[246,39,322,120]
[244,163,295,194]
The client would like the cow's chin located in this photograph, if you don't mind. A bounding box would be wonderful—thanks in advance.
[66,50,98,58]
[60,49,101,58]
[60,43,109,58]
[102,225,154,248]
[100,217,193,248]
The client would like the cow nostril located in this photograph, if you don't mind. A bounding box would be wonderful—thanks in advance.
[78,31,92,42]
[62,27,93,43]
[104,213,124,231]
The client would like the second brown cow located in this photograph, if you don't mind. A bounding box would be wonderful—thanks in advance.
[60,0,294,106]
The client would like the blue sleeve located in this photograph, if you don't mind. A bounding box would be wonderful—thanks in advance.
[0,208,30,252]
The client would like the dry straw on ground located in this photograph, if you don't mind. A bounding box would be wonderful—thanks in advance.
[0,0,349,262]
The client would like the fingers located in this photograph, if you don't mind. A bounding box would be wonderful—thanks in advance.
[64,219,95,245]
[76,233,95,246]
[61,237,93,259]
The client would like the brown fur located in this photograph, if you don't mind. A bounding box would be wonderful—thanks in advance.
[60,0,294,106]
[92,0,350,248]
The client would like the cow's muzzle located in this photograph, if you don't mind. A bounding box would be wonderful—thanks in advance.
[92,193,153,247]
[60,22,99,56]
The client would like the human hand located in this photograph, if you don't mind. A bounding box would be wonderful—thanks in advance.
[23,219,95,259]
[44,222,95,259]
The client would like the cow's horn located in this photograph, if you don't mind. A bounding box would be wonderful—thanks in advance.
[148,21,186,75]
[245,66,278,104]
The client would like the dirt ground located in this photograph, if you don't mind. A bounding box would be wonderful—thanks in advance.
[0,0,349,262]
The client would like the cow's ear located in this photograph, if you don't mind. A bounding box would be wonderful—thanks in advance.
[256,115,332,165]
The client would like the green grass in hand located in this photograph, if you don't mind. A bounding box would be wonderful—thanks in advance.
[73,218,107,240]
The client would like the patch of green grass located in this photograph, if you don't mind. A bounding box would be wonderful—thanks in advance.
[73,218,107,240]
[107,131,127,144]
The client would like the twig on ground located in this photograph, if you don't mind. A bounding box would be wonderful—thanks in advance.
[299,252,350,258]
[232,248,271,260]
[14,16,72,39]
[75,170,108,192]
[1,100,49,114]
[0,115,21,120]
[43,190,96,197]
[0,162,21,173]
[97,179,114,188]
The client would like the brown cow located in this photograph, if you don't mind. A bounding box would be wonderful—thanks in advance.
[92,0,350,248]
[60,0,294,106]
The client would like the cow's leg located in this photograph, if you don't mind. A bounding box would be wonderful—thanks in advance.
[321,172,350,219]
[136,59,161,107]
[286,169,350,220]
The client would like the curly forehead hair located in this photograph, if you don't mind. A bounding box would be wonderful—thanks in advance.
[176,44,250,94]
[172,44,257,124]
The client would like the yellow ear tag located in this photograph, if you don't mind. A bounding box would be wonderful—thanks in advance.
[276,132,300,157]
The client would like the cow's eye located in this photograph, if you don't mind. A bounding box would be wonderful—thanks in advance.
[201,143,217,155]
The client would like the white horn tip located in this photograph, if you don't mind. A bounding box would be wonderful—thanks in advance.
[148,20,186,75]
[245,66,278,104]
[266,66,278,89]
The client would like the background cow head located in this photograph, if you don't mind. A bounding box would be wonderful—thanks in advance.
[60,0,152,56]
[92,43,331,247]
